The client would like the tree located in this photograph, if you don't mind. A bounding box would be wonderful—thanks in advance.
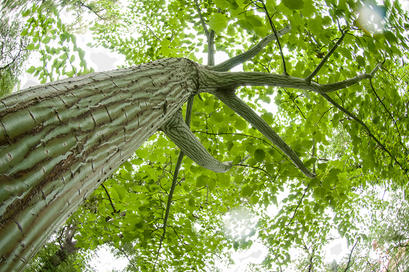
[0,12,29,96]
[1,0,409,271]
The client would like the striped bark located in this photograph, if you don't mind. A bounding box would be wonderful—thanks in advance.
[0,58,199,271]
[0,55,320,271]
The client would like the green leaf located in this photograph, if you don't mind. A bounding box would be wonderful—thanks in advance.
[43,36,51,44]
[22,9,31,17]
[234,118,247,130]
[283,0,304,9]
[214,0,230,9]
[208,13,228,33]
[26,43,35,50]
[27,66,36,73]
[254,149,265,162]
[196,174,208,187]
[246,15,263,28]
[241,184,253,197]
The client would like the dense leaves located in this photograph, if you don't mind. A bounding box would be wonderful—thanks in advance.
[10,0,409,271]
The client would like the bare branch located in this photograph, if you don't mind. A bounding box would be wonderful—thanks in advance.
[208,30,215,66]
[287,184,310,226]
[369,79,407,153]
[210,25,290,72]
[344,240,358,272]
[101,184,118,214]
[215,89,316,178]
[320,73,372,92]
[154,96,195,267]
[193,0,210,37]
[258,0,288,75]
[200,65,380,94]
[199,69,317,91]
[318,63,382,93]
[306,29,348,82]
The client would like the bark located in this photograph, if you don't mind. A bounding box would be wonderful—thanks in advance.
[0,58,199,271]
[0,55,322,271]
[161,109,231,173]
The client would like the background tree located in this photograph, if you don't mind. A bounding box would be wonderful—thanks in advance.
[0,13,29,96]
[0,0,408,271]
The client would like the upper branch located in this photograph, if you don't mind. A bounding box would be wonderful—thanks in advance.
[210,25,290,72]
[320,63,382,92]
[319,91,408,175]
[199,63,382,95]
[214,89,316,178]
[259,0,288,75]
[199,68,319,91]
[305,29,348,82]
[193,0,210,37]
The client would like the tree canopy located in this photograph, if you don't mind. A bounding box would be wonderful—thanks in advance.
[1,0,409,271]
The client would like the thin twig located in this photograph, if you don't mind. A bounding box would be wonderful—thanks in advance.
[154,97,195,269]
[192,130,280,153]
[287,184,310,226]
[283,89,306,119]
[258,0,288,75]
[344,240,358,272]
[101,184,118,214]
[235,163,274,179]
[369,78,407,153]
[319,91,408,177]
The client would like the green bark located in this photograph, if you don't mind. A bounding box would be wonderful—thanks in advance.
[0,58,198,272]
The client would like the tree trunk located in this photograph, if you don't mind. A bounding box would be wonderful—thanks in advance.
[0,58,199,271]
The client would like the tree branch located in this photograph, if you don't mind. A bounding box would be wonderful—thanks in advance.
[258,0,288,75]
[199,69,317,91]
[214,89,316,178]
[320,63,382,92]
[306,29,348,82]
[101,184,118,214]
[343,240,358,272]
[318,91,408,176]
[210,25,290,72]
[154,96,195,268]
[286,184,310,226]
[369,78,407,153]
[200,64,381,94]
[193,0,210,37]
[161,109,232,173]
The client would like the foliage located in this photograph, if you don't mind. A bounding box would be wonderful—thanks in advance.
[0,15,29,96]
[15,0,409,271]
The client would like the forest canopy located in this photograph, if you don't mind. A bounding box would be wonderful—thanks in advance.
[1,0,409,271]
